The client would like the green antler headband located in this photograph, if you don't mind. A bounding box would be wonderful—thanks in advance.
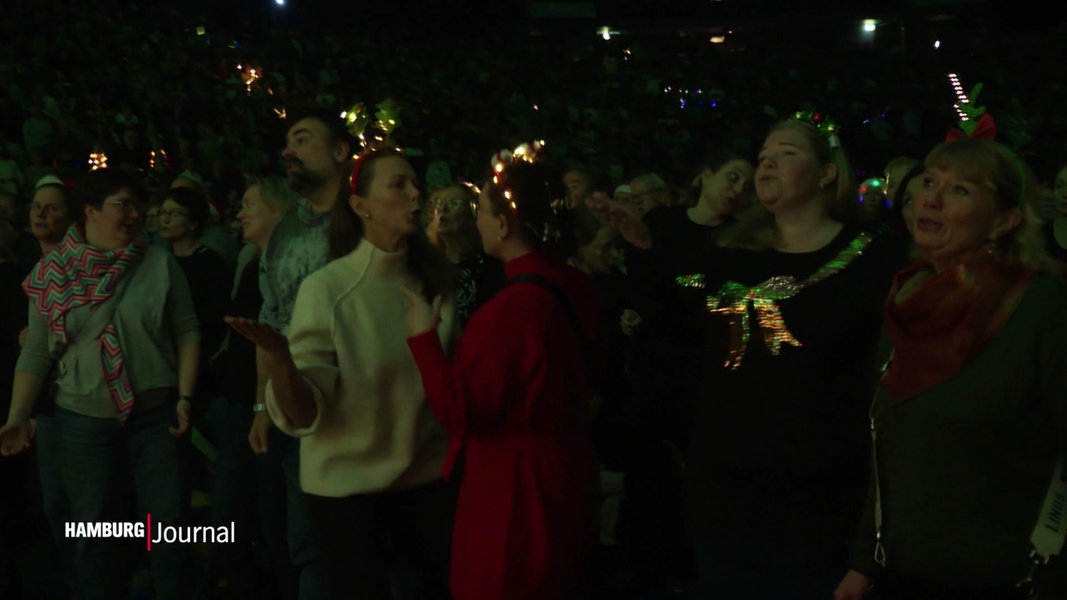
[792,110,841,149]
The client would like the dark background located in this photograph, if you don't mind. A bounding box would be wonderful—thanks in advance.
[2,1,1063,195]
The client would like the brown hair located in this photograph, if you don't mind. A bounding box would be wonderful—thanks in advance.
[72,169,145,228]
[483,156,568,262]
[328,150,453,300]
[685,149,752,208]
[163,186,211,236]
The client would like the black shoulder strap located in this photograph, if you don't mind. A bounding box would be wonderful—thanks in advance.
[506,273,590,361]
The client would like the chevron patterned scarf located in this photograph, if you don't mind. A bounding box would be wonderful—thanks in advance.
[23,225,146,422]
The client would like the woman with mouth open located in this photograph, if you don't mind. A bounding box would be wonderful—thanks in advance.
[835,139,1067,599]
[227,147,459,599]
[592,117,905,599]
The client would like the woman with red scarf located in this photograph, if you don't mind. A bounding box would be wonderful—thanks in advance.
[836,139,1067,599]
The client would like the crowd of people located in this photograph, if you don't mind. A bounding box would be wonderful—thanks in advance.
[3,2,1067,600]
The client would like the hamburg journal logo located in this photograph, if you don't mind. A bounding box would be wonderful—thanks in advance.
[65,515,235,551]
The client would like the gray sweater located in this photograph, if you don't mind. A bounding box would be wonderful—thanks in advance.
[17,245,200,418]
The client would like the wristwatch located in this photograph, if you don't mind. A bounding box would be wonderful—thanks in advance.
[252,403,268,413]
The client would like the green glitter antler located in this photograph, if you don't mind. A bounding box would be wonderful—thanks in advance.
[956,82,986,136]
[793,110,840,146]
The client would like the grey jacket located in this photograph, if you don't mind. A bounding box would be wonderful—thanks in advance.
[17,245,200,418]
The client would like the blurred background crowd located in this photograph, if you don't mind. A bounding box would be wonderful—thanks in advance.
[2,0,1065,220]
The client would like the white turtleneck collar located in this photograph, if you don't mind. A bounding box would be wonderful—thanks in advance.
[348,237,409,279]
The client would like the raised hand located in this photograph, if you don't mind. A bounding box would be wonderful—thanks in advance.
[224,317,289,355]
[399,286,442,337]
[586,192,652,250]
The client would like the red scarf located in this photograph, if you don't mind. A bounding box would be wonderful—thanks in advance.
[883,254,1034,403]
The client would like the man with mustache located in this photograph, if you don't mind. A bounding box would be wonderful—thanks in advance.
[259,112,351,334]
[250,110,350,600]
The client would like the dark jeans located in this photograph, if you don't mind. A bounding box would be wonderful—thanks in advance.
[279,434,330,600]
[211,402,296,600]
[692,534,845,600]
[304,479,456,600]
[35,413,82,599]
[55,404,190,600]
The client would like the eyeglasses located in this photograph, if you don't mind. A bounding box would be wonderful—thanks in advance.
[159,209,190,219]
[432,196,467,211]
[103,199,143,213]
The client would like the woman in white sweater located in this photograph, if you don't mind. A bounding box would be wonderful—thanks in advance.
[228,148,457,599]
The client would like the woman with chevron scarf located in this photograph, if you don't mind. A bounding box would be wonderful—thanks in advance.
[1,168,200,600]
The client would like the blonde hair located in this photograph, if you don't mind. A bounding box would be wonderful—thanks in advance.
[925,139,1058,273]
[723,119,856,250]
[884,156,920,176]
[253,176,298,216]
[630,173,675,207]
[770,120,856,220]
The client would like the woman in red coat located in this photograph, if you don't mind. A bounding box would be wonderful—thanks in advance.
[403,144,601,599]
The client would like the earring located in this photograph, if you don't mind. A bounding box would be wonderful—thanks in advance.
[364,213,371,220]
[497,234,502,242]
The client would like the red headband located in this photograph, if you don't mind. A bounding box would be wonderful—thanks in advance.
[349,153,370,197]
[945,113,996,142]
